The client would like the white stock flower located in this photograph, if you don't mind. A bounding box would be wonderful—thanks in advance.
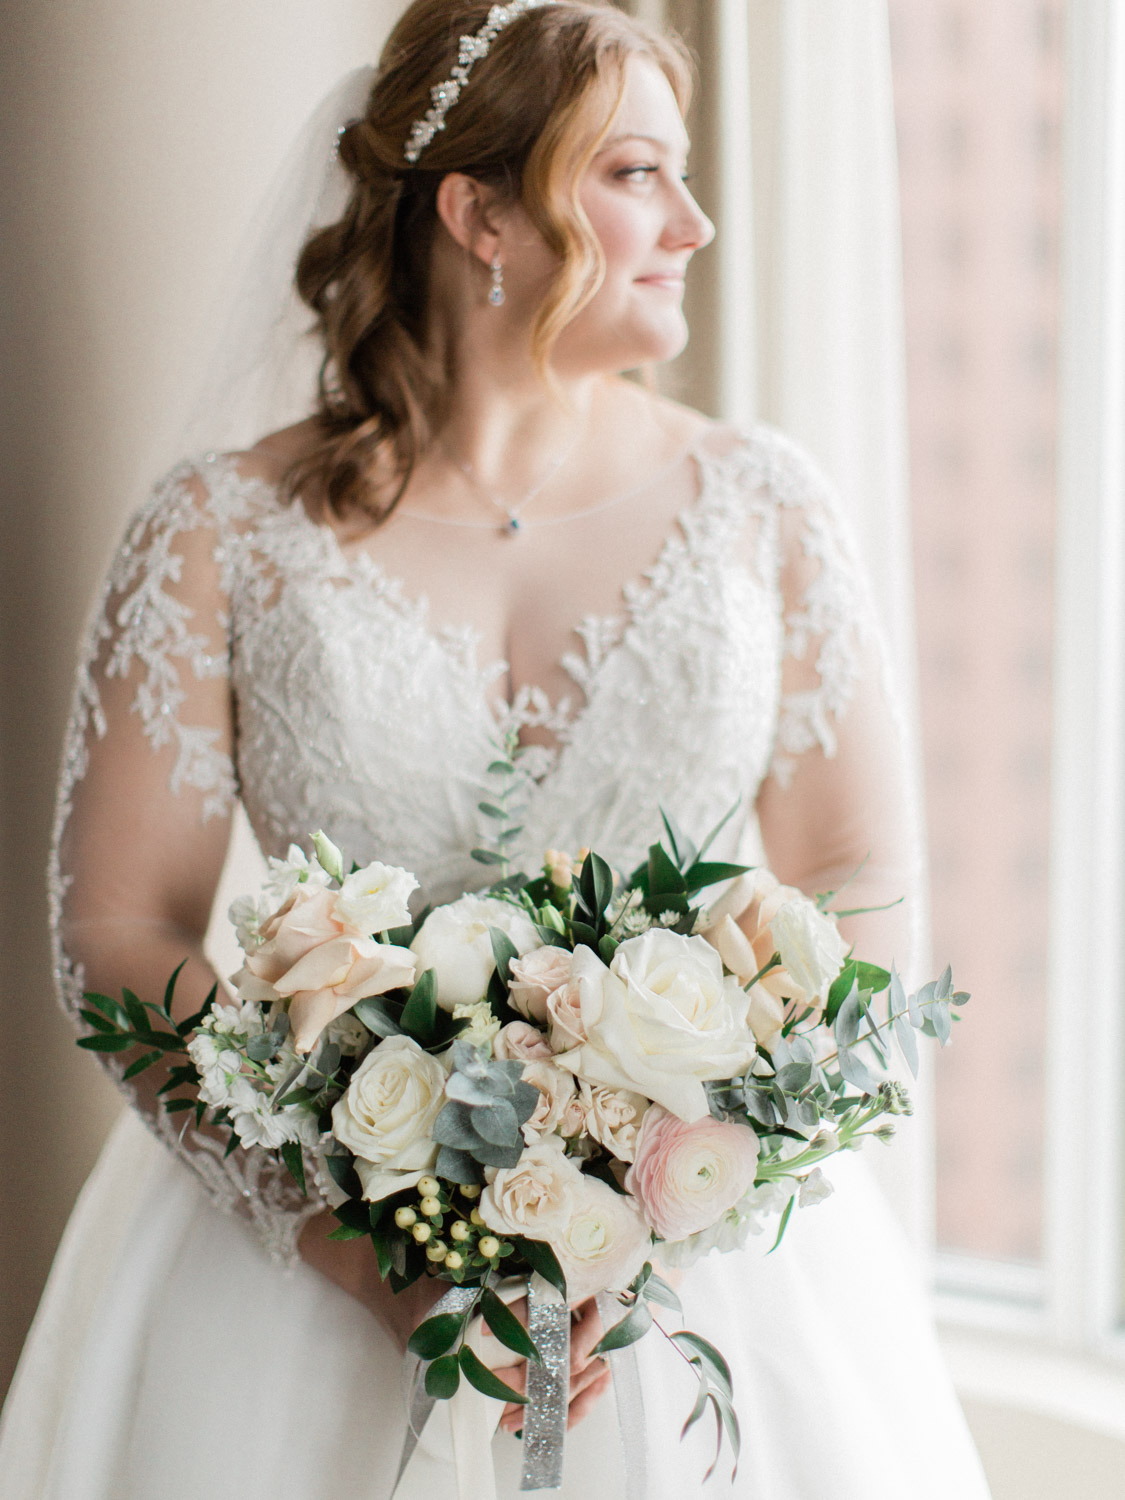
[262,844,331,906]
[550,1174,653,1303]
[657,1181,795,1268]
[333,861,418,934]
[553,934,758,1123]
[410,895,541,1011]
[797,1167,835,1208]
[770,898,848,1005]
[331,1036,447,1202]
[452,1000,501,1048]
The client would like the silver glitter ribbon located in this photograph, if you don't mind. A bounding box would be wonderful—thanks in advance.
[519,1273,570,1490]
[597,1292,648,1500]
[394,1284,479,1497]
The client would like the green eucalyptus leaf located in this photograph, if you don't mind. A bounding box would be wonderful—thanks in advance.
[435,1145,483,1184]
[471,1100,521,1147]
[592,1298,652,1354]
[471,848,507,866]
[768,1195,795,1254]
[670,1331,733,1400]
[642,1273,683,1316]
[478,801,508,820]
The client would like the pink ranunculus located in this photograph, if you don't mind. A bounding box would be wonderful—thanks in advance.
[235,884,415,1054]
[625,1105,761,1242]
[508,946,573,1023]
[493,1021,553,1062]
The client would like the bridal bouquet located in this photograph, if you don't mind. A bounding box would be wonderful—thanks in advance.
[78,807,967,1489]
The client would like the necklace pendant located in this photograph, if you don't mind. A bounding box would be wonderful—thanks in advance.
[503,514,522,536]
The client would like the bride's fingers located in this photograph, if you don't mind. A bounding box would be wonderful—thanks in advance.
[566,1364,613,1429]
[568,1297,606,1377]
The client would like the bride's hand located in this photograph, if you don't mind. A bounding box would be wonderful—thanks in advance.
[494,1295,612,1434]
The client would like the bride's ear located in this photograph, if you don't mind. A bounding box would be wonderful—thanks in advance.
[434,173,505,270]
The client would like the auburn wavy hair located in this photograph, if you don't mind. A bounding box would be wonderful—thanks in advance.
[288,0,692,522]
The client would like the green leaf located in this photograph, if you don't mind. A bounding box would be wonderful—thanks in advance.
[370,1228,394,1280]
[121,1049,164,1080]
[768,1194,795,1254]
[647,842,686,897]
[425,1354,461,1399]
[695,798,741,860]
[593,1298,652,1354]
[471,848,507,866]
[77,1033,136,1052]
[121,988,148,1033]
[478,801,508,820]
[480,1287,541,1363]
[669,1331,733,1399]
[326,1224,367,1241]
[435,1145,483,1184]
[579,851,614,920]
[682,860,751,893]
[177,980,219,1035]
[488,926,520,985]
[401,969,438,1041]
[680,1372,711,1440]
[597,935,619,965]
[78,1007,122,1034]
[162,1096,197,1113]
[487,759,516,775]
[407,1311,466,1361]
[458,1345,528,1403]
[512,1236,567,1298]
[280,1141,306,1195]
[325,1154,362,1198]
[824,962,858,1026]
[569,919,599,949]
[658,808,697,870]
[852,962,892,994]
[641,1273,683,1317]
[351,995,406,1038]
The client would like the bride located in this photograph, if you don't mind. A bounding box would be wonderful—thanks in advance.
[1,1,991,1495]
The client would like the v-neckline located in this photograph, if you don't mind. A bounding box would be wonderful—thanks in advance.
[215,432,751,773]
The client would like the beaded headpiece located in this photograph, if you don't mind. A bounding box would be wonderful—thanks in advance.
[403,0,558,165]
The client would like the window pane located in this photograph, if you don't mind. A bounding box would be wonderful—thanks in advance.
[889,0,1062,1264]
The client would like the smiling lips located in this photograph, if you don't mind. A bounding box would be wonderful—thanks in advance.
[634,272,686,291]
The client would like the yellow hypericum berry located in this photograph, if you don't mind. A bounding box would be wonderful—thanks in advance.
[425,1240,448,1262]
[420,1196,441,1217]
[459,1184,481,1199]
[470,1207,485,1226]
[444,1250,464,1271]
[478,1236,500,1259]
[449,1220,470,1242]
[394,1207,417,1229]
[412,1223,432,1244]
[417,1176,440,1198]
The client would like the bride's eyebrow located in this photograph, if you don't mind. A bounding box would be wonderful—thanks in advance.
[596,132,691,156]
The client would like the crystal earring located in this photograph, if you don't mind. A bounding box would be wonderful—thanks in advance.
[488,254,505,307]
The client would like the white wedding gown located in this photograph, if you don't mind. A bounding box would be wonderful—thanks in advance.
[0,423,991,1498]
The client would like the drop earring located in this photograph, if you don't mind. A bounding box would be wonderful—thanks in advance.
[488,254,505,307]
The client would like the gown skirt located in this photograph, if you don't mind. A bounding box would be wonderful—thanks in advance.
[0,1109,992,1499]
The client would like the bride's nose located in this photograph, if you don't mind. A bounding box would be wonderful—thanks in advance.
[664,182,715,253]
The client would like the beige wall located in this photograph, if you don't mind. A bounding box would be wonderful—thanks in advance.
[0,0,399,1400]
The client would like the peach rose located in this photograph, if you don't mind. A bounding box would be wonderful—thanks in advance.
[625,1105,760,1242]
[508,946,573,1023]
[580,1083,650,1163]
[549,1174,652,1303]
[493,1021,553,1062]
[545,976,587,1051]
[234,884,415,1054]
[519,1060,579,1143]
[480,1135,582,1241]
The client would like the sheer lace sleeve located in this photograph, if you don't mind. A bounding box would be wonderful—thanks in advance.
[49,460,322,1263]
[754,430,921,969]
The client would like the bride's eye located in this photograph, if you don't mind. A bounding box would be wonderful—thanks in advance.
[615,164,659,183]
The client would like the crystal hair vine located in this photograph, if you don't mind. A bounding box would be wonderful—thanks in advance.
[403,0,558,165]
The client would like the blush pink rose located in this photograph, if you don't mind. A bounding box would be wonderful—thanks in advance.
[493,1021,553,1062]
[545,978,587,1051]
[624,1105,760,1242]
[235,884,415,1053]
[508,946,573,1023]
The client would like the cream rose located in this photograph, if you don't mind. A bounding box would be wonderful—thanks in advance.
[493,1021,553,1062]
[479,1134,582,1241]
[519,1060,578,1143]
[508,946,573,1023]
[330,1035,447,1202]
[234,883,416,1054]
[580,1083,650,1163]
[410,895,541,1011]
[625,1105,761,1242]
[545,976,587,1051]
[552,934,758,1123]
[771,898,848,1005]
[549,1175,653,1303]
[333,860,418,933]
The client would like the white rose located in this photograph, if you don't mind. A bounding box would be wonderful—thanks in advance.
[479,1134,583,1240]
[331,1035,447,1202]
[451,999,502,1048]
[553,934,758,1123]
[333,861,419,933]
[549,1175,653,1303]
[770,897,848,1004]
[508,945,573,1023]
[520,1061,578,1143]
[410,895,541,1010]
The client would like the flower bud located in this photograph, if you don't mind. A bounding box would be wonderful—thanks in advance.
[395,1207,417,1229]
[420,1196,441,1217]
[412,1222,432,1243]
[418,1176,440,1198]
[478,1235,500,1259]
[450,1220,470,1242]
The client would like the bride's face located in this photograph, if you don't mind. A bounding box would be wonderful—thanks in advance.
[549,55,715,374]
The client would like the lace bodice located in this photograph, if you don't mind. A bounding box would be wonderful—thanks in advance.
[51,422,910,1263]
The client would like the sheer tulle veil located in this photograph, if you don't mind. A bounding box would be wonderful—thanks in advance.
[176,66,376,464]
